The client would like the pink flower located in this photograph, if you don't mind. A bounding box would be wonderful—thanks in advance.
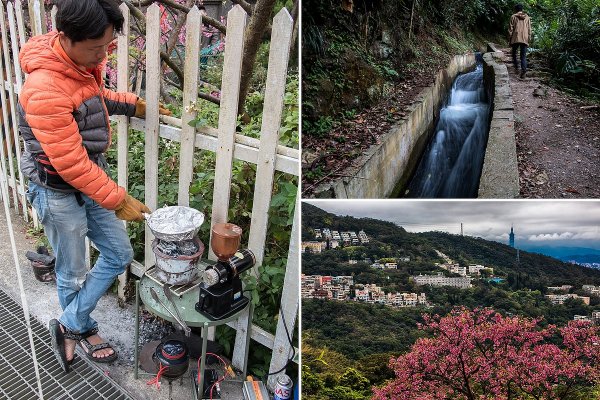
[374,307,600,400]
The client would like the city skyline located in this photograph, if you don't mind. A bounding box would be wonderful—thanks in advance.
[306,201,600,250]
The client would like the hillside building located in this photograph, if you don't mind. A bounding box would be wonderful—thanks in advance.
[413,273,472,289]
[545,293,590,306]
[301,241,325,253]
[358,230,369,243]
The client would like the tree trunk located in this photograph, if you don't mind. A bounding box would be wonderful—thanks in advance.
[409,0,416,41]
[236,0,277,115]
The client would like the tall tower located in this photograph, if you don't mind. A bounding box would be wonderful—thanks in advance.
[509,225,515,248]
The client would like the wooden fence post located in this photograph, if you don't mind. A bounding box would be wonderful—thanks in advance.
[209,5,247,246]
[267,198,299,389]
[177,6,202,207]
[0,5,27,219]
[233,7,294,374]
[116,3,131,302]
[144,4,161,269]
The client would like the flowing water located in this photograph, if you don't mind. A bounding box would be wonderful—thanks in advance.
[405,63,490,198]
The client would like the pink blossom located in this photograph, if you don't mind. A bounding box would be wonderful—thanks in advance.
[373,307,600,400]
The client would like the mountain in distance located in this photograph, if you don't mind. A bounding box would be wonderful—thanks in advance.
[302,203,600,286]
[518,245,600,264]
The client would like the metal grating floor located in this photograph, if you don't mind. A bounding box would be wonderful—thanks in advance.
[0,289,135,400]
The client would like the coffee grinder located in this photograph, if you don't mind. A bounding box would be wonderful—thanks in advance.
[195,223,255,320]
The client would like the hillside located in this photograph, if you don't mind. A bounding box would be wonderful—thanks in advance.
[303,203,600,288]
[302,203,600,354]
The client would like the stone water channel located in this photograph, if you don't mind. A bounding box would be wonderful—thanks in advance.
[405,60,491,198]
[313,46,518,199]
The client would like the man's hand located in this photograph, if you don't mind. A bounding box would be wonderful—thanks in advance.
[114,194,151,221]
[134,98,172,118]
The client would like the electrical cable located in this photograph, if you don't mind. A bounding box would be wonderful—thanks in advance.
[266,307,296,376]
[146,362,168,389]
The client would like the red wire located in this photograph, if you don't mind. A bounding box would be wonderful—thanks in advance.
[146,362,168,389]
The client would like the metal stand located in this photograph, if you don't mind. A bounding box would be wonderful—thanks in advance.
[134,274,250,399]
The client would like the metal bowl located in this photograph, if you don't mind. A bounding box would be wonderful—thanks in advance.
[145,206,205,241]
[152,237,205,285]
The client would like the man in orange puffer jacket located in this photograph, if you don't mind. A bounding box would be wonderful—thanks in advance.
[18,0,170,372]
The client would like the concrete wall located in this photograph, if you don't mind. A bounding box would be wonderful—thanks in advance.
[478,44,520,198]
[313,54,476,198]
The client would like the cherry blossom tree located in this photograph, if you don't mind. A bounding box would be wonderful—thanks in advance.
[119,0,298,110]
[373,307,600,400]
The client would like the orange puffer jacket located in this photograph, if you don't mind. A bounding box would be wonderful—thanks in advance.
[18,31,137,210]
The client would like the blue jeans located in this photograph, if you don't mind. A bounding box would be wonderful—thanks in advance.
[26,182,133,334]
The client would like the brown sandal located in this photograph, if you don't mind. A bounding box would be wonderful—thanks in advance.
[79,328,117,363]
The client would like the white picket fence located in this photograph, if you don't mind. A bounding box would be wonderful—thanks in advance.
[0,0,299,388]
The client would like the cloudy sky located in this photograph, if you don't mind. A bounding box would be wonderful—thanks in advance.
[305,200,600,250]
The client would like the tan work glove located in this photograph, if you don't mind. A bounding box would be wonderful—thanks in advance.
[114,194,151,221]
[134,98,172,118]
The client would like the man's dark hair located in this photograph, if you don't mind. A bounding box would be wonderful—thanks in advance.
[56,0,124,42]
[515,3,523,12]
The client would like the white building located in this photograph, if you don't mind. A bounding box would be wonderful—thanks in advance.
[340,232,351,244]
[384,262,398,269]
[448,265,467,276]
[574,315,591,321]
[582,285,600,296]
[468,264,493,275]
[332,231,341,240]
[358,230,369,243]
[547,285,573,292]
[314,229,322,239]
[545,294,590,305]
[413,273,472,289]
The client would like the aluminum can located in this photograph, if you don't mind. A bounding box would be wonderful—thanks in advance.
[273,374,292,400]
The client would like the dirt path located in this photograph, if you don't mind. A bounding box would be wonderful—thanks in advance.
[499,47,600,198]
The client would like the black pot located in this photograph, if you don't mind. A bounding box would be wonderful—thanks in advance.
[153,339,189,379]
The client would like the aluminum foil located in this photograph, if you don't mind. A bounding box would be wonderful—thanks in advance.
[146,206,204,241]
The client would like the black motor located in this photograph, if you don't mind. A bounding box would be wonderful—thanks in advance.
[196,249,255,320]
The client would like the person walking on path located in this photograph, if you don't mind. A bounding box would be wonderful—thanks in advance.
[18,0,170,372]
[508,3,532,79]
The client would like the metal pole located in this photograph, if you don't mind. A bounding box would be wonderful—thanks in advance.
[198,323,209,400]
[134,279,140,380]
[0,158,44,399]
